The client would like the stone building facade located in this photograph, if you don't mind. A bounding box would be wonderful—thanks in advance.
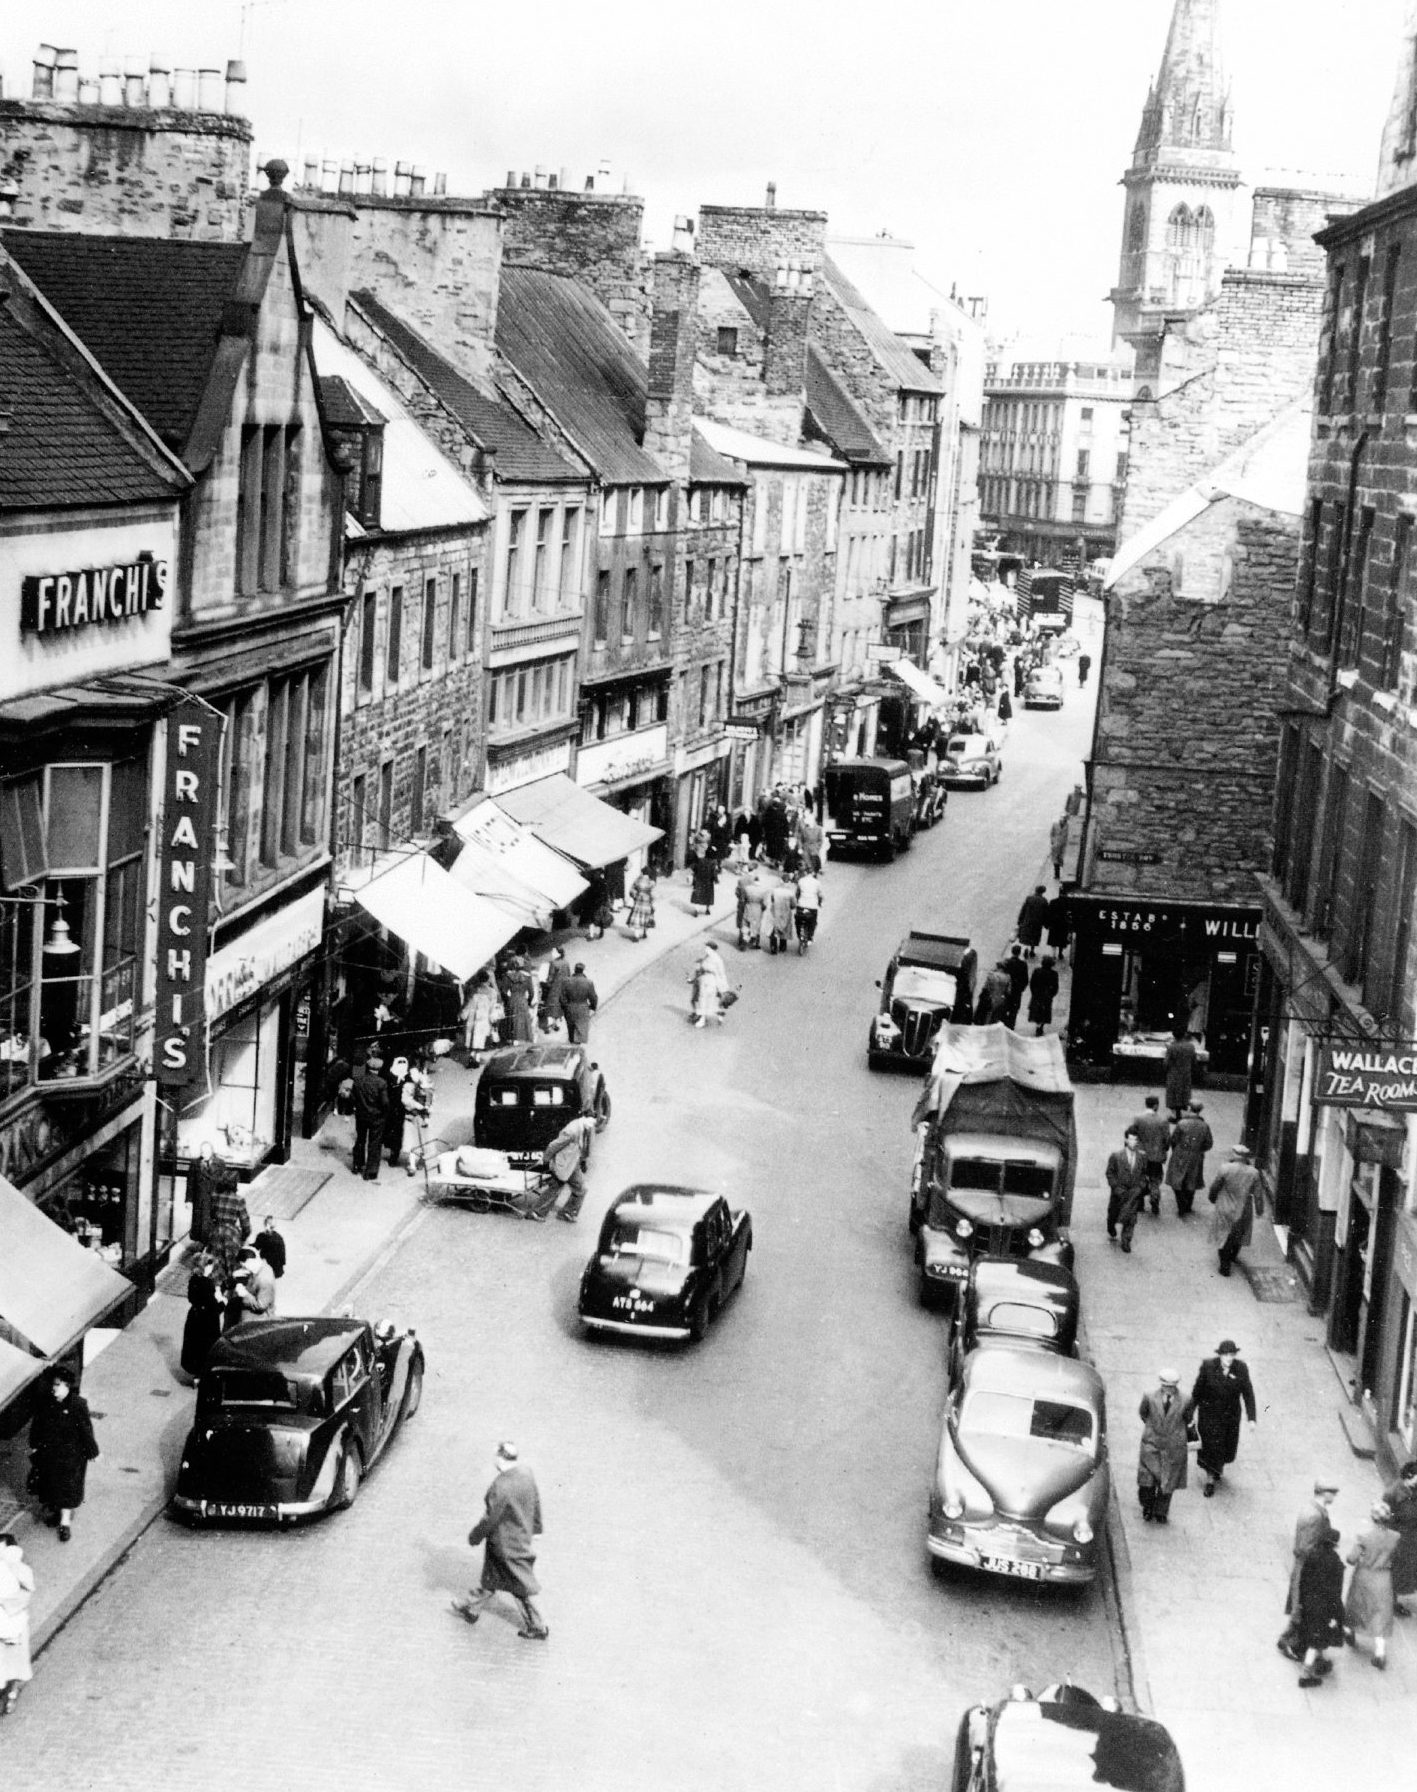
[490,175,651,352]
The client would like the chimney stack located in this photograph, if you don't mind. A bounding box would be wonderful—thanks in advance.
[644,246,701,489]
[766,181,777,209]
[764,257,813,398]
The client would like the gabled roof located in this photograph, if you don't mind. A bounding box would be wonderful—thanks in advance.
[3,230,250,449]
[495,266,668,487]
[821,254,942,395]
[313,321,489,535]
[722,270,771,333]
[695,416,846,474]
[804,345,891,465]
[351,289,584,486]
[689,427,747,488]
[0,252,191,511]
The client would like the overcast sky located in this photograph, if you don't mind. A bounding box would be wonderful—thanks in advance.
[1,0,1404,346]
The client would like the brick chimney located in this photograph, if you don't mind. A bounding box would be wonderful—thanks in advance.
[643,229,699,486]
[763,258,814,397]
[488,173,649,351]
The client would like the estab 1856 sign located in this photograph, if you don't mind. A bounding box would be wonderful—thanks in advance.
[153,701,220,1086]
[1315,1043,1417,1112]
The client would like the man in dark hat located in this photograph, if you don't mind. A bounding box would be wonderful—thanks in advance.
[1279,1479,1340,1660]
[1186,1340,1257,1496]
[350,1050,391,1181]
[1208,1143,1263,1276]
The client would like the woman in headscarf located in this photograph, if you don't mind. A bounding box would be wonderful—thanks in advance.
[689,943,731,1027]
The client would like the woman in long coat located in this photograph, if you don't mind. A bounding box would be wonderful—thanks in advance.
[1295,1530,1346,1684]
[1345,1503,1398,1668]
[689,943,730,1027]
[1186,1341,1256,1495]
[185,1141,227,1247]
[502,959,536,1042]
[28,1369,99,1540]
[460,971,501,1057]
[689,850,718,916]
[0,1534,35,1715]
[1026,956,1059,1034]
[1380,1458,1417,1614]
[1137,1371,1188,1523]
[626,870,656,942]
[180,1255,225,1380]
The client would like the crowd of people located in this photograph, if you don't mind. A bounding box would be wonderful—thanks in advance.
[180,1155,288,1376]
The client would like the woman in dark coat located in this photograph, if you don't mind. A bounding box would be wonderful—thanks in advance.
[707,806,733,862]
[1186,1340,1256,1495]
[1295,1530,1346,1686]
[1044,892,1072,963]
[28,1369,99,1541]
[181,1256,225,1380]
[185,1141,227,1247]
[1026,956,1059,1034]
[502,958,536,1042]
[951,946,978,1024]
[1381,1458,1417,1612]
[689,849,718,916]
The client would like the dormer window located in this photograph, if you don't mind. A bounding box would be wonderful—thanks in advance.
[354,430,384,531]
[717,326,738,357]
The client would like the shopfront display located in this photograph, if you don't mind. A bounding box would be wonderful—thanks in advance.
[1067,896,1261,1083]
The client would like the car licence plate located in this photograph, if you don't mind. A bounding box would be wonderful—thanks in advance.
[205,1502,278,1520]
[982,1555,1044,1580]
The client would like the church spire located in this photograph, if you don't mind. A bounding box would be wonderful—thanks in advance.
[1137,0,1233,162]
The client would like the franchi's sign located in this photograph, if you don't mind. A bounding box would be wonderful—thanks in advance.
[20,553,168,637]
[1315,1043,1417,1112]
[153,701,220,1087]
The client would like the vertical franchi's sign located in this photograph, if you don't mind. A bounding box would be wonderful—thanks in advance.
[154,701,220,1086]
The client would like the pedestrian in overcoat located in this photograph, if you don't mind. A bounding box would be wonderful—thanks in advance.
[952,945,978,1024]
[1279,1480,1340,1658]
[207,1167,251,1284]
[974,963,1011,1025]
[538,950,567,1034]
[1187,1340,1256,1495]
[180,1254,225,1378]
[1345,1503,1398,1668]
[1380,1457,1417,1614]
[502,957,537,1040]
[1163,1030,1198,1119]
[1015,886,1049,956]
[1295,1528,1347,1686]
[1026,956,1059,1034]
[0,1533,35,1715]
[1137,1370,1189,1523]
[185,1140,226,1246]
[1165,1102,1213,1216]
[1208,1144,1263,1276]
[1001,946,1028,1026]
[689,849,718,916]
[1044,890,1072,962]
[1048,817,1066,881]
[453,1442,548,1639]
[27,1369,99,1541]
[558,964,598,1044]
[350,1052,391,1181]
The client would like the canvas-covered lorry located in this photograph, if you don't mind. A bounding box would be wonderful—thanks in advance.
[909,1024,1077,1309]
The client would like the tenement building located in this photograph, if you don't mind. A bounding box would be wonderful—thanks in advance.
[1252,54,1417,1470]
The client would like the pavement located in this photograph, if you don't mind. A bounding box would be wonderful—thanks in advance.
[2,843,1412,1792]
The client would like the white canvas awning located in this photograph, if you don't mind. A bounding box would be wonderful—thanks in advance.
[450,798,587,926]
[0,1173,132,1359]
[353,853,523,982]
[0,1334,44,1408]
[885,659,950,707]
[498,773,662,869]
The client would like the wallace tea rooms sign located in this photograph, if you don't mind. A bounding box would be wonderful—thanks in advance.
[1316,1043,1417,1112]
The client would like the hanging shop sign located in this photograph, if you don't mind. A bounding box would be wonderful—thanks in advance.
[204,887,325,1023]
[722,718,763,741]
[1096,848,1161,866]
[20,554,168,638]
[1315,1042,1417,1113]
[153,701,220,1087]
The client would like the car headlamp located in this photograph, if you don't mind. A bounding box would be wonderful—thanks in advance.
[1073,1517,1094,1544]
[944,1495,965,1520]
[955,1218,974,1239]
[1026,1227,1045,1248]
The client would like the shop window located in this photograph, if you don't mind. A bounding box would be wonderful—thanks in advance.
[0,773,46,890]
[177,997,281,1170]
[0,895,37,1098]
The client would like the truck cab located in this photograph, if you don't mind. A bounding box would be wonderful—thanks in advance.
[823,758,916,861]
[912,1128,1074,1308]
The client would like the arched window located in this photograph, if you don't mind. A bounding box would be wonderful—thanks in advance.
[1165,205,1210,305]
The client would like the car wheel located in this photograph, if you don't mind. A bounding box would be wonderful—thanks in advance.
[594,1084,612,1132]
[880,835,897,863]
[908,1202,922,1235]
[401,1360,423,1421]
[336,1442,363,1510]
[688,1292,711,1344]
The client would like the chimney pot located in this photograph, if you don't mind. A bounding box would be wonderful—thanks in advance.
[547,171,558,190]
[355,159,372,194]
[560,167,570,191]
[766,181,777,209]
[172,67,196,109]
[774,263,788,291]
[410,165,427,196]
[98,57,121,106]
[224,59,247,110]
[505,170,516,189]
[78,78,100,107]
[394,161,411,197]
[371,156,388,196]
[584,174,595,191]
[54,48,79,104]
[197,67,222,110]
[148,56,171,108]
[123,53,146,105]
[302,155,320,187]
[433,171,447,196]
[520,171,532,189]
[322,157,338,192]
[338,159,356,196]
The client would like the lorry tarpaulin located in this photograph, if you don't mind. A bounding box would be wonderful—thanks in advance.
[912,1024,1077,1217]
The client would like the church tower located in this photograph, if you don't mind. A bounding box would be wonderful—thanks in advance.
[1110,0,1243,349]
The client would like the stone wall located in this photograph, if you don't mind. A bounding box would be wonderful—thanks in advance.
[489,186,650,352]
[644,252,699,487]
[696,204,827,277]
[1088,504,1294,902]
[0,98,250,239]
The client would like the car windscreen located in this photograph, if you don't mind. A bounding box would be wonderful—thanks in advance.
[961,1389,1094,1453]
[1001,1160,1056,1200]
[206,1369,299,1409]
[981,1301,1058,1339]
[947,738,983,759]
[892,965,956,1004]
[605,1223,687,1266]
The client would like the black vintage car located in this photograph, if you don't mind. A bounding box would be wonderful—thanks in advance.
[947,1257,1081,1383]
[578,1185,752,1344]
[950,1684,1185,1792]
[472,1043,610,1170]
[170,1316,423,1525]
[868,931,971,1070]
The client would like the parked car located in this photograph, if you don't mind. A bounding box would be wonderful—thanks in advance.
[170,1316,424,1525]
[1024,665,1066,708]
[950,1683,1185,1792]
[470,1043,610,1170]
[823,757,917,859]
[929,1343,1108,1585]
[940,734,1002,789]
[578,1185,752,1344]
[868,931,971,1071]
[946,1257,1080,1387]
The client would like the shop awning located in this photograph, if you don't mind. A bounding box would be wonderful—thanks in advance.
[450,798,588,926]
[0,1335,45,1408]
[0,1173,132,1359]
[885,659,950,708]
[496,773,663,869]
[353,853,523,982]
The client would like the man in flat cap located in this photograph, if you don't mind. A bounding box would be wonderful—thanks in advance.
[1208,1143,1263,1277]
[453,1441,548,1640]
[1137,1369,1189,1524]
[1278,1479,1340,1660]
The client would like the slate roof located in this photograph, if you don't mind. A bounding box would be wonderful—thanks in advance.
[689,427,747,488]
[804,345,890,465]
[3,231,250,447]
[0,259,189,511]
[351,290,584,486]
[495,266,668,487]
[821,254,942,395]
[318,374,386,429]
[722,270,770,333]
